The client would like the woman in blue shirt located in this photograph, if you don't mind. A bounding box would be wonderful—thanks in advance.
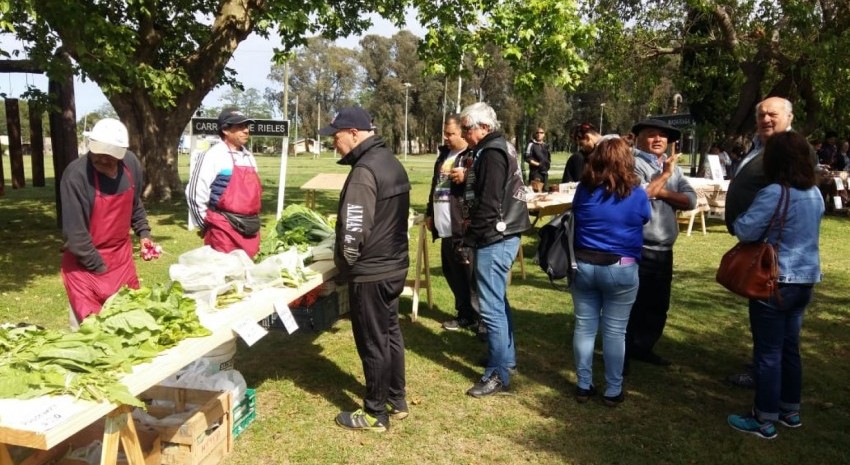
[571,137,651,406]
[727,131,824,439]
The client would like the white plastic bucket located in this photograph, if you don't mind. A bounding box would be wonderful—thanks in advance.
[200,340,237,374]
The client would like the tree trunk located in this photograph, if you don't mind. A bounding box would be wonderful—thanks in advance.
[109,92,196,202]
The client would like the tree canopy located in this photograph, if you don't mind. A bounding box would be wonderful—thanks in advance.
[0,0,592,201]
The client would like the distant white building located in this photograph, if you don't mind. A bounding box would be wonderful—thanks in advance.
[293,138,320,155]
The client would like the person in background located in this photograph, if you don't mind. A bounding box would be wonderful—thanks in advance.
[725,97,797,388]
[834,139,849,171]
[706,144,732,179]
[460,102,531,398]
[426,114,480,332]
[625,119,697,368]
[817,130,838,168]
[526,127,551,192]
[728,143,746,179]
[186,107,262,258]
[727,131,823,439]
[60,118,159,326]
[570,136,651,407]
[322,107,411,432]
[563,123,601,183]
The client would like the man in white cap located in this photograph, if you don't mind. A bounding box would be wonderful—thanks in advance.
[186,107,262,258]
[60,118,159,325]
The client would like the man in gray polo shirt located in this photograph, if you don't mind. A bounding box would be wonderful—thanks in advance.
[626,119,697,368]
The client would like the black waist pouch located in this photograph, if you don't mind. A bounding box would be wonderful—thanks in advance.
[219,210,261,236]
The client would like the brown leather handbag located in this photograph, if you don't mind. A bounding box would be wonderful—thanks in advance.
[716,186,790,300]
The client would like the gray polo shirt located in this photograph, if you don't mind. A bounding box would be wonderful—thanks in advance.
[634,149,697,250]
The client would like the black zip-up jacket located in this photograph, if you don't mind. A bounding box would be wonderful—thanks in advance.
[335,135,411,283]
[463,131,531,247]
[425,144,473,242]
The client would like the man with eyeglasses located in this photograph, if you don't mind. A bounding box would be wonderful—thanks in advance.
[562,123,601,183]
[459,102,531,398]
[526,127,551,192]
[319,107,411,433]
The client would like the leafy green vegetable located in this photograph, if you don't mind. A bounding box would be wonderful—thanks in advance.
[0,283,211,407]
[257,204,335,258]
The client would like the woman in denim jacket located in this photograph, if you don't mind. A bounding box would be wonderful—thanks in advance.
[727,131,824,439]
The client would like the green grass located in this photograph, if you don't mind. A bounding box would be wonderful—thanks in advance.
[2,152,849,464]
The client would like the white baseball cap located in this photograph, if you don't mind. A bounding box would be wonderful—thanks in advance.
[86,118,129,159]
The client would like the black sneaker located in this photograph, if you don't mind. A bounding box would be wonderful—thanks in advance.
[442,318,477,331]
[575,385,596,403]
[466,373,509,398]
[603,392,625,407]
[335,409,387,432]
[630,351,671,366]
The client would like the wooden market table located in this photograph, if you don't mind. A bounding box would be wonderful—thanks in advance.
[512,192,575,280]
[0,260,337,465]
[300,173,349,209]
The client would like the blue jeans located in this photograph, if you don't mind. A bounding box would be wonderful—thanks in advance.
[749,284,812,421]
[571,260,639,397]
[474,235,520,385]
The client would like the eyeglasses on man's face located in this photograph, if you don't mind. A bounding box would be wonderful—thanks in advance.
[461,124,477,132]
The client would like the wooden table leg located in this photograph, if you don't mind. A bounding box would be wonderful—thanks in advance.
[102,406,146,465]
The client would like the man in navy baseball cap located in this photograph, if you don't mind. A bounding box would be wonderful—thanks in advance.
[319,107,374,136]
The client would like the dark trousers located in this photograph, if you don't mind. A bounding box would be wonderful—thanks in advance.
[626,248,674,356]
[749,284,811,420]
[440,238,479,322]
[349,274,407,423]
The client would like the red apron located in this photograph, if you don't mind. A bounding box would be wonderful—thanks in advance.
[204,152,262,258]
[61,165,139,322]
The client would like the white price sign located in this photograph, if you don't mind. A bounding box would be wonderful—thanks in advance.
[274,301,300,334]
[231,318,268,346]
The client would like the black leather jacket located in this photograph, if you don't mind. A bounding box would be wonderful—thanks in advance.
[463,131,531,247]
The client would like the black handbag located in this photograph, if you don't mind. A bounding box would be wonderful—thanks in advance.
[535,210,577,289]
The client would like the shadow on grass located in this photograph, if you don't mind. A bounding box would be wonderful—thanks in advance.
[0,185,65,292]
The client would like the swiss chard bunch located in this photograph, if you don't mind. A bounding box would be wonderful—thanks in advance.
[0,283,210,407]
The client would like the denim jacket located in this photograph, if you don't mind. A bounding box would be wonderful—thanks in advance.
[733,184,824,284]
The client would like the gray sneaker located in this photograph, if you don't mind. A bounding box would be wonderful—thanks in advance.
[386,403,409,420]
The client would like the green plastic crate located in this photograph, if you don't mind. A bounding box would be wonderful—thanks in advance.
[233,409,256,438]
[233,388,256,439]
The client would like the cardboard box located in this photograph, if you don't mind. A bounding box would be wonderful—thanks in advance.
[137,386,232,465]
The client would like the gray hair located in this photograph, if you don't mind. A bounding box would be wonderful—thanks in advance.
[460,102,501,132]
[755,97,793,116]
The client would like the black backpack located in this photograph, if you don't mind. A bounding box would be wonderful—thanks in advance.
[534,211,577,289]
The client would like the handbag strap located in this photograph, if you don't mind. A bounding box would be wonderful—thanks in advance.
[765,185,791,248]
